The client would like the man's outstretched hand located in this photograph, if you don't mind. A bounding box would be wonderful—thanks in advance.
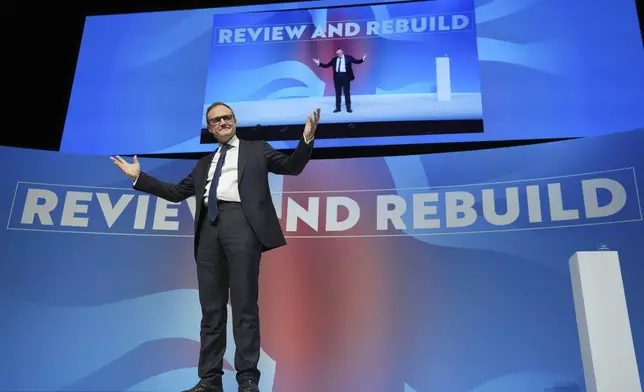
[303,108,321,142]
[110,155,140,181]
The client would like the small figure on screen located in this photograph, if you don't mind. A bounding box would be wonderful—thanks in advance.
[313,48,367,113]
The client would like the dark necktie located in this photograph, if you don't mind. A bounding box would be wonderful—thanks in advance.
[207,143,230,222]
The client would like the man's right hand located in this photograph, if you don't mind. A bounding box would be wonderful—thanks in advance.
[313,58,320,66]
[110,155,140,181]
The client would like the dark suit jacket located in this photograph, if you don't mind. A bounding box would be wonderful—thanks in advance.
[133,136,313,256]
[318,55,364,81]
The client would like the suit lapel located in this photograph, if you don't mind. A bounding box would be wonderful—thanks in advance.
[237,139,250,184]
[193,151,214,224]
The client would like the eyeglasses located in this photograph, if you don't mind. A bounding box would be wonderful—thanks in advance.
[207,115,234,125]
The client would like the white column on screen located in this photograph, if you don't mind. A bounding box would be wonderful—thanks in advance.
[569,251,642,392]
[436,56,451,101]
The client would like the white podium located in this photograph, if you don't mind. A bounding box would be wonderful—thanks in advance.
[569,251,642,392]
[436,56,451,101]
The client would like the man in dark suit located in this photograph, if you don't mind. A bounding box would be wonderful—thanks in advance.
[314,48,367,113]
[110,102,320,392]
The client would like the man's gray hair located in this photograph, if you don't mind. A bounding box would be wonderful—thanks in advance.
[205,101,235,122]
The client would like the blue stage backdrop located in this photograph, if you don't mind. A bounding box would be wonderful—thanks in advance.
[203,0,482,127]
[1,129,643,392]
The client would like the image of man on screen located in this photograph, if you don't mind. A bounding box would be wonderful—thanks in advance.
[110,103,320,392]
[314,48,366,113]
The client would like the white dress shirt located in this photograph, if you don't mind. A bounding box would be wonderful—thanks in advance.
[133,133,313,204]
[204,134,241,205]
[336,55,346,73]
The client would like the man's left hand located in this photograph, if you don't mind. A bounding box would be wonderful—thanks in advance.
[303,108,321,142]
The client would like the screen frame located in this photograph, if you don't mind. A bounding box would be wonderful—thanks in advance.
[200,118,483,144]
[200,0,484,146]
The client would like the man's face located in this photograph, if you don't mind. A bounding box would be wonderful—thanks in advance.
[336,49,343,56]
[207,105,236,143]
